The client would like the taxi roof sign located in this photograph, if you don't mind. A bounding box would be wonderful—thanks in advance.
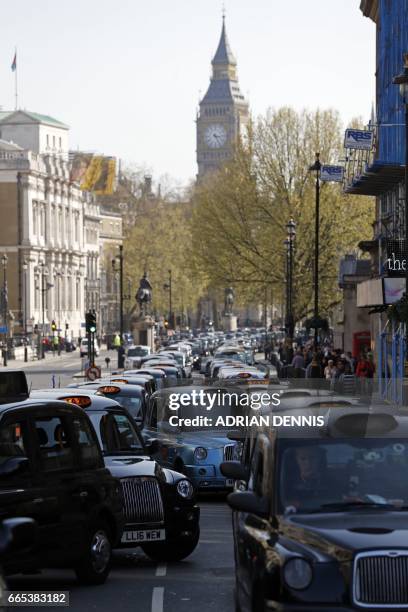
[61,395,92,408]
[98,385,121,394]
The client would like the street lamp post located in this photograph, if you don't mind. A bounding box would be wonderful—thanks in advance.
[23,259,28,362]
[393,54,408,331]
[112,246,124,368]
[284,238,290,338]
[286,218,296,339]
[40,262,46,359]
[163,269,172,329]
[1,255,8,366]
[309,152,322,348]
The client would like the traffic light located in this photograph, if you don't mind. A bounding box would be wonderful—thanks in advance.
[51,320,56,332]
[85,311,97,334]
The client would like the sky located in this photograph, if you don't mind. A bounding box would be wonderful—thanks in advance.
[0,0,375,185]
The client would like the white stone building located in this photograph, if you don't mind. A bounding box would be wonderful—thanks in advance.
[0,110,98,340]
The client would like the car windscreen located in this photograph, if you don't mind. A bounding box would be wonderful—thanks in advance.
[91,412,144,454]
[278,438,408,514]
[106,393,142,420]
[127,347,149,357]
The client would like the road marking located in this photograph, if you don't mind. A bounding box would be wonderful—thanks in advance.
[151,587,164,612]
[156,563,167,577]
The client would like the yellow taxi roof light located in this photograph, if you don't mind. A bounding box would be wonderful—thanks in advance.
[61,396,92,408]
[98,385,121,394]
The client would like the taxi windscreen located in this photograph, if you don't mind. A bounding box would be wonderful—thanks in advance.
[278,438,408,515]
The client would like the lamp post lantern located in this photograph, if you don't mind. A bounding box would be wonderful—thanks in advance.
[309,152,322,348]
[393,54,408,323]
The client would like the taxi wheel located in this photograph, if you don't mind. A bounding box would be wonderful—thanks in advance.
[75,520,112,585]
[142,529,199,562]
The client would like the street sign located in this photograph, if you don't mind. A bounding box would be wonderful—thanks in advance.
[85,365,101,381]
[320,165,344,182]
[0,326,8,333]
[344,129,374,150]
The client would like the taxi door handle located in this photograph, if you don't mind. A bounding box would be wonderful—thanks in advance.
[78,491,88,498]
[33,498,44,504]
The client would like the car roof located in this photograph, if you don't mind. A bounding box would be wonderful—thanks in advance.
[257,407,408,441]
[0,397,90,416]
[31,388,123,410]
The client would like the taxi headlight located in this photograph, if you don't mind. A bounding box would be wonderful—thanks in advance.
[177,479,194,499]
[283,558,313,590]
[194,446,208,461]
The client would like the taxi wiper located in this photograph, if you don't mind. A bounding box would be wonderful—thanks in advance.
[320,501,395,511]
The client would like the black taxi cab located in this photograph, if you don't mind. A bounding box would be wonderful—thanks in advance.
[0,373,124,585]
[222,406,408,612]
[32,388,200,562]
[68,381,148,426]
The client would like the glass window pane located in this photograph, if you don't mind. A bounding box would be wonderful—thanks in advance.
[34,416,74,472]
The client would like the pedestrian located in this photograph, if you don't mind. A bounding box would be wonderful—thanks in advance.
[113,333,121,350]
[324,359,336,380]
[291,349,305,378]
[339,363,356,394]
[305,353,322,378]
[356,354,371,378]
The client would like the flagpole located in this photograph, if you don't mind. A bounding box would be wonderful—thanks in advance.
[14,47,18,110]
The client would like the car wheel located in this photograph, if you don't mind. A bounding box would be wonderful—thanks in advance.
[142,529,199,562]
[75,521,112,585]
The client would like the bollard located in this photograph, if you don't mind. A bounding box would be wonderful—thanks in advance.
[24,346,28,362]
[2,349,7,367]
[52,374,56,388]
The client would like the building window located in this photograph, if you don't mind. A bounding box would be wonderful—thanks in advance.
[46,134,49,147]
[59,137,62,149]
[74,214,79,243]
[53,135,56,148]
[76,277,80,310]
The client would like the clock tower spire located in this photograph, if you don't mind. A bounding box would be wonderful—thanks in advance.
[196,16,249,179]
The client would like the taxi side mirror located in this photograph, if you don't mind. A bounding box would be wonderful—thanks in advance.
[145,439,160,455]
[0,456,29,477]
[227,491,269,518]
[1,517,38,554]
[227,430,245,442]
[220,461,249,481]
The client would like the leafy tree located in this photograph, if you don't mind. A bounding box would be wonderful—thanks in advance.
[191,107,374,322]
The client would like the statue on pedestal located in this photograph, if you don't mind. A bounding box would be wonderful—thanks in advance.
[135,272,152,317]
[224,287,235,316]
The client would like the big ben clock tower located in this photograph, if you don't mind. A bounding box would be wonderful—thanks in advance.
[196,16,249,179]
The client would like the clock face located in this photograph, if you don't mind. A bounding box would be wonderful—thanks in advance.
[204,124,227,148]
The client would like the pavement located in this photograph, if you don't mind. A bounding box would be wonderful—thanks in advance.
[0,348,120,390]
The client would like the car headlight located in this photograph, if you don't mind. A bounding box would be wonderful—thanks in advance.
[177,479,194,499]
[194,446,208,461]
[283,558,313,590]
[233,442,243,461]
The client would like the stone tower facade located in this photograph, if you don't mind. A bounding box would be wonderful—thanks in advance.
[196,17,249,178]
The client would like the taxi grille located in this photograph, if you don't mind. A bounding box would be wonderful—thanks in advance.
[224,444,235,461]
[120,477,164,524]
[353,551,408,608]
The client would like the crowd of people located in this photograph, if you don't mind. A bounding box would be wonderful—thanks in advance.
[266,338,376,392]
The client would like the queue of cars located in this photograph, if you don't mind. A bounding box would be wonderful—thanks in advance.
[0,367,200,588]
